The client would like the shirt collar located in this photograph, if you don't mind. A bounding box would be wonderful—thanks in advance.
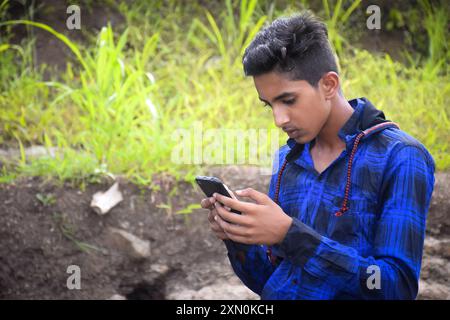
[337,98,365,141]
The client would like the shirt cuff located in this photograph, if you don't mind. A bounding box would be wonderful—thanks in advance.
[223,239,252,252]
[272,217,322,267]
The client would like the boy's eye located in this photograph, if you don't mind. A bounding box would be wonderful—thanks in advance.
[283,99,296,105]
[261,99,295,108]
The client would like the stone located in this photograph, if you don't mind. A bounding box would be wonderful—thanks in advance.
[418,280,450,300]
[91,182,123,215]
[109,227,151,259]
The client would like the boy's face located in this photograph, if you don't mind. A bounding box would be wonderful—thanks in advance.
[254,71,331,144]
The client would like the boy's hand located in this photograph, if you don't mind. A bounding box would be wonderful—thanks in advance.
[200,197,229,240]
[212,188,293,245]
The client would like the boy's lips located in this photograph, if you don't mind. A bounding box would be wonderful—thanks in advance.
[284,128,302,138]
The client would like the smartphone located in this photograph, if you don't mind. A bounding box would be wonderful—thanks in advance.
[195,176,241,214]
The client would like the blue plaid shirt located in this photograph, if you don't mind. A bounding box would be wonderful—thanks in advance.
[224,97,435,300]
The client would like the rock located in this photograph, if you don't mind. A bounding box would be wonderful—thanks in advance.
[427,172,450,236]
[119,220,130,229]
[420,255,450,280]
[91,182,124,215]
[109,227,151,259]
[436,239,450,259]
[418,280,450,300]
[424,237,450,257]
[424,236,441,255]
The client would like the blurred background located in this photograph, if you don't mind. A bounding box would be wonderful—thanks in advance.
[0,0,449,300]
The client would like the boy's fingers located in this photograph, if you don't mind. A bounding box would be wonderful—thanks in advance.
[207,212,228,239]
[200,197,216,209]
[200,198,211,209]
[208,211,223,229]
[208,210,214,223]
[215,230,229,240]
[235,188,270,204]
[208,210,218,224]
[215,214,248,237]
[214,202,248,225]
[213,193,254,212]
[210,222,223,233]
[226,233,250,244]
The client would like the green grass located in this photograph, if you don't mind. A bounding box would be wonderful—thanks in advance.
[342,50,450,167]
[0,0,449,187]
[52,212,105,253]
[321,0,362,55]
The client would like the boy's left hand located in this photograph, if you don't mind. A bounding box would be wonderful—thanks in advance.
[213,188,293,245]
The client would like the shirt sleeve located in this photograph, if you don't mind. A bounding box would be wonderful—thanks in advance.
[271,144,435,299]
[223,240,276,295]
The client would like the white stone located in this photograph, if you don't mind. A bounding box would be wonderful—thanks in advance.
[91,182,123,215]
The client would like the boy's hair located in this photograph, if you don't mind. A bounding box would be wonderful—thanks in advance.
[242,13,338,87]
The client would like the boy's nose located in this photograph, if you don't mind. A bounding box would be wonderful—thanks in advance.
[273,107,289,128]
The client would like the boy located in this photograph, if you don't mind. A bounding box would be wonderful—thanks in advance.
[200,13,435,299]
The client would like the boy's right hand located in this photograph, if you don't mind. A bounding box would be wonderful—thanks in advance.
[201,197,229,240]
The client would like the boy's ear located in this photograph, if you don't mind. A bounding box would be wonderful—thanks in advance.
[320,71,340,99]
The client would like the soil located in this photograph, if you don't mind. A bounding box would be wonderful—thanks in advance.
[0,166,449,300]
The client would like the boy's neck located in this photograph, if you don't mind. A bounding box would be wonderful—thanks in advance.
[313,96,354,152]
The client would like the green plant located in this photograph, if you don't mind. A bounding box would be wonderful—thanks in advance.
[0,0,449,189]
[0,0,8,20]
[342,49,450,169]
[188,0,267,72]
[156,203,173,216]
[176,203,201,215]
[322,0,361,55]
[420,0,449,73]
[36,192,56,206]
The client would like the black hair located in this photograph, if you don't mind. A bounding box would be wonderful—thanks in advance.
[242,13,338,87]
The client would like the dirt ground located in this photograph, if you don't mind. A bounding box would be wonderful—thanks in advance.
[0,166,449,300]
